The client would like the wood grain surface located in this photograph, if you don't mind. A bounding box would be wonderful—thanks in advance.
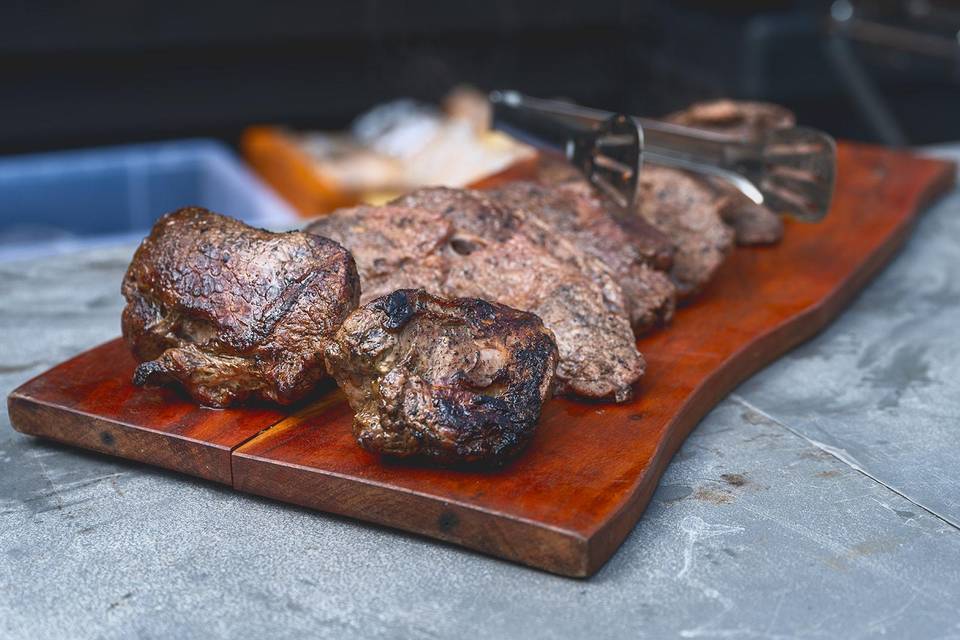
[8,142,955,576]
[7,339,288,484]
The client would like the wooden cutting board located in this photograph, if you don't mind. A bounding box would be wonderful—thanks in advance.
[7,143,955,577]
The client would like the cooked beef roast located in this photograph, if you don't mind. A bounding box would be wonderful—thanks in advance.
[665,100,793,246]
[665,99,795,139]
[308,187,646,402]
[492,179,676,332]
[386,188,645,401]
[122,207,360,407]
[325,289,559,464]
[636,165,735,298]
[717,198,784,245]
[442,221,642,401]
[303,204,453,302]
[532,162,676,271]
[392,186,631,318]
[533,129,736,299]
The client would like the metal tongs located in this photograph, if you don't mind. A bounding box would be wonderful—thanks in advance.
[489,90,837,221]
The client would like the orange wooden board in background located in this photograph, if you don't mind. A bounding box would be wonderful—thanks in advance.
[241,126,541,216]
[8,142,955,577]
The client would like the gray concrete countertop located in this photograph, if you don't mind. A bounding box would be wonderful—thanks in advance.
[2,149,959,640]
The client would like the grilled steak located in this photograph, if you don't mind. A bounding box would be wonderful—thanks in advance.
[666,100,793,246]
[325,289,559,464]
[303,204,452,302]
[392,187,644,401]
[308,187,645,402]
[392,186,630,317]
[442,224,642,401]
[636,165,735,298]
[533,163,676,271]
[492,179,676,332]
[533,132,735,298]
[122,207,360,407]
[665,99,795,139]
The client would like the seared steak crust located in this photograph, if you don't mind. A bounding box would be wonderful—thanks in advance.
[636,166,735,299]
[308,187,645,401]
[395,187,644,401]
[325,289,559,464]
[442,227,642,401]
[538,147,736,299]
[122,207,360,406]
[306,204,452,302]
[534,157,676,271]
[492,180,676,332]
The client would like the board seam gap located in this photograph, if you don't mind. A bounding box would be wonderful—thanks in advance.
[226,418,287,486]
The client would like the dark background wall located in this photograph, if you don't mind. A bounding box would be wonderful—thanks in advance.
[2,0,959,155]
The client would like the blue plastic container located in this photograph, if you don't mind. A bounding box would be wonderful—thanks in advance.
[0,139,298,261]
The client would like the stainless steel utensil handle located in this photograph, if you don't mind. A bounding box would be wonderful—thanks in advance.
[644,152,764,204]
[491,91,735,155]
[490,90,763,204]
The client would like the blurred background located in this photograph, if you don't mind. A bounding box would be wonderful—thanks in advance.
[4,0,960,153]
[1,0,959,257]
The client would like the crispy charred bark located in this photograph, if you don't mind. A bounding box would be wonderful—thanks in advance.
[325,289,559,465]
[122,207,360,407]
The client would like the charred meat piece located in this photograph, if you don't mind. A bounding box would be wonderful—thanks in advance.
[307,187,645,402]
[665,100,793,246]
[535,126,734,273]
[538,166,677,271]
[122,207,360,407]
[306,204,452,302]
[392,186,631,317]
[442,225,643,401]
[325,289,559,464]
[393,186,516,243]
[392,187,644,401]
[636,166,735,299]
[492,180,676,332]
